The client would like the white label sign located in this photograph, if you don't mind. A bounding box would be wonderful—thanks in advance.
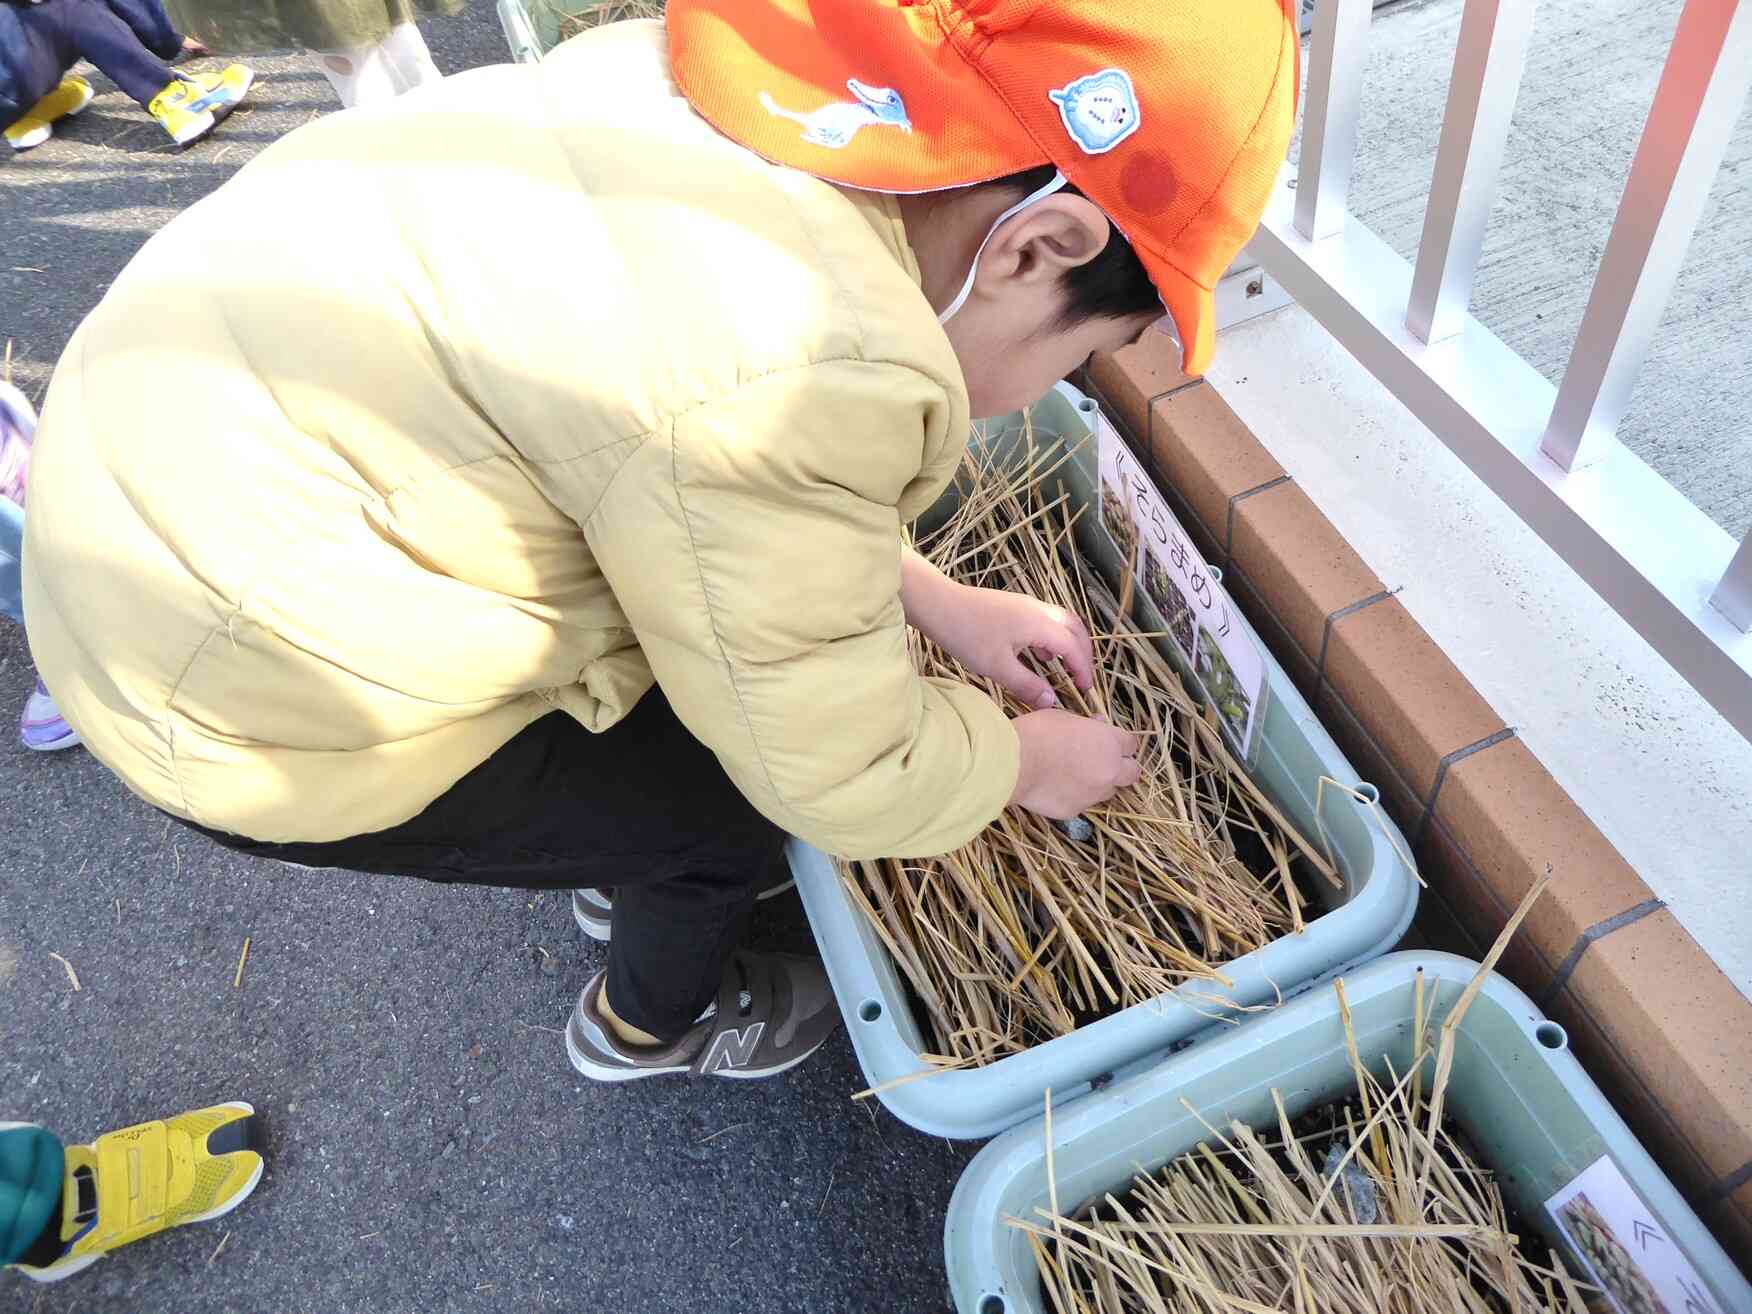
[1094,408,1266,758]
[1546,1156,1722,1314]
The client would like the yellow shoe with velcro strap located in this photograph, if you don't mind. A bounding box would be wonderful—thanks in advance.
[4,75,95,151]
[13,1101,263,1283]
[147,77,217,146]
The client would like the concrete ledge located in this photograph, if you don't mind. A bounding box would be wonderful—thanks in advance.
[1081,346,1752,1263]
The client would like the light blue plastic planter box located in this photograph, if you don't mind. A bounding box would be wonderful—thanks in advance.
[498,0,639,63]
[944,951,1752,1314]
[498,0,543,64]
[497,0,588,63]
[789,385,1418,1140]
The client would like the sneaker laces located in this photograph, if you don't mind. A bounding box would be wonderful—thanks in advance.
[180,76,211,105]
[733,958,753,1016]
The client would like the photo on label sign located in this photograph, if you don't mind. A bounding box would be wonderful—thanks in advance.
[1099,476,1141,571]
[1142,550,1195,659]
[1559,1194,1672,1314]
[1195,625,1252,747]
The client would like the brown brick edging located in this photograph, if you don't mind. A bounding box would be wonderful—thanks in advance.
[1080,345,1752,1263]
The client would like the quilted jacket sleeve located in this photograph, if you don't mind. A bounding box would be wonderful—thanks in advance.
[581,359,1020,860]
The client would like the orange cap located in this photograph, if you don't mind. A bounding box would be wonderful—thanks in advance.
[667,0,1299,376]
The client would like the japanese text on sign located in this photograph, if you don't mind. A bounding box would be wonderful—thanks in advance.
[1093,407,1266,759]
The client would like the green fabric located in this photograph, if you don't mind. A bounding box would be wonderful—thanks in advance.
[0,1126,63,1267]
[163,0,467,53]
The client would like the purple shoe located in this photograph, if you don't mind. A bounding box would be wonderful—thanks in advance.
[20,677,80,752]
[0,380,34,507]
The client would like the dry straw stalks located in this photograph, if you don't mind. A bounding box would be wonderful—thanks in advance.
[841,430,1339,1070]
[546,0,666,41]
[1015,877,1596,1314]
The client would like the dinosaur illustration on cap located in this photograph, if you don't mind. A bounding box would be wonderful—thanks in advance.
[759,79,912,149]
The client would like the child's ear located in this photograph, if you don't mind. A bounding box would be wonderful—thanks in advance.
[993,196,1112,286]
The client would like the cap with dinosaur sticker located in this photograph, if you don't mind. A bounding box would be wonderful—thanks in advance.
[667,0,1300,376]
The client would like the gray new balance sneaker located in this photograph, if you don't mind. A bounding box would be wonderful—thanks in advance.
[565,950,839,1082]
[571,867,797,942]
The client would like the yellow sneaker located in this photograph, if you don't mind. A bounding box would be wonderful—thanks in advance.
[180,63,255,120]
[4,76,95,152]
[2,117,50,151]
[148,77,217,146]
[12,1101,264,1283]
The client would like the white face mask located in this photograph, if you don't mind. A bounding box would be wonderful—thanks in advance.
[936,170,1070,326]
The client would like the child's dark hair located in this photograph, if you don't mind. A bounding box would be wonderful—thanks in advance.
[996,164,1161,328]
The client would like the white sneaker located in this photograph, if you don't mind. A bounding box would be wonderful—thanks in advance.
[21,678,81,752]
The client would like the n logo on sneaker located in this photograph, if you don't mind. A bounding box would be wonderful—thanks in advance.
[701,1022,765,1074]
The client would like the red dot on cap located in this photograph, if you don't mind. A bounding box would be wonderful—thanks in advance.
[1119,151,1179,215]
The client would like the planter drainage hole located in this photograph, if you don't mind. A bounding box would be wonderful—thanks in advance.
[980,1298,1007,1314]
[858,1000,883,1023]
[1535,1022,1567,1051]
[1208,565,1223,584]
[1354,782,1380,806]
[1077,399,1097,414]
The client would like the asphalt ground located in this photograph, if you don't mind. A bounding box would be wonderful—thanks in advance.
[1,8,975,1311]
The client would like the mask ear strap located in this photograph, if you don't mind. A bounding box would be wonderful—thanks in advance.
[936,170,1070,326]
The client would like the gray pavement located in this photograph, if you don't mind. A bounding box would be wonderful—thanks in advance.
[1,9,970,1312]
[1339,0,1752,539]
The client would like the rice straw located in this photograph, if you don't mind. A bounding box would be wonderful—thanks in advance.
[841,426,1334,1066]
[1017,879,1591,1313]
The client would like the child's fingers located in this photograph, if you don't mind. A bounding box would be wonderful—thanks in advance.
[999,656,1057,709]
[1028,616,1094,690]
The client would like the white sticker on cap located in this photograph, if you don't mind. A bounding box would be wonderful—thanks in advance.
[1049,68,1141,155]
[759,79,912,149]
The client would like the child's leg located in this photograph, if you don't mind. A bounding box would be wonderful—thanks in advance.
[1,495,23,626]
[311,43,401,109]
[377,21,443,95]
[1,379,34,623]
[183,690,783,1026]
[55,0,178,110]
[0,1124,65,1269]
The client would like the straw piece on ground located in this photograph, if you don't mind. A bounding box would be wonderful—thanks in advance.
[48,952,81,992]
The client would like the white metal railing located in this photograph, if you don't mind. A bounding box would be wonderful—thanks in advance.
[1232,0,1752,742]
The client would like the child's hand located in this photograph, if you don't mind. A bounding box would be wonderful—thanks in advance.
[1010,710,1140,818]
[930,585,1094,710]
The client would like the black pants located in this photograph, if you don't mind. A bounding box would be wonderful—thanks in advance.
[180,693,785,1043]
[22,0,177,109]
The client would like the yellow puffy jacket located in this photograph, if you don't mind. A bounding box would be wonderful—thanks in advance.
[22,21,1019,857]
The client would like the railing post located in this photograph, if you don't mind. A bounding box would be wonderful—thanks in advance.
[1540,0,1752,471]
[1405,0,1537,344]
[1712,535,1752,633]
[1295,0,1377,241]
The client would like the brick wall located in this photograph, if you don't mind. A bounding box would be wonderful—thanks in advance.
[1082,343,1752,1261]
